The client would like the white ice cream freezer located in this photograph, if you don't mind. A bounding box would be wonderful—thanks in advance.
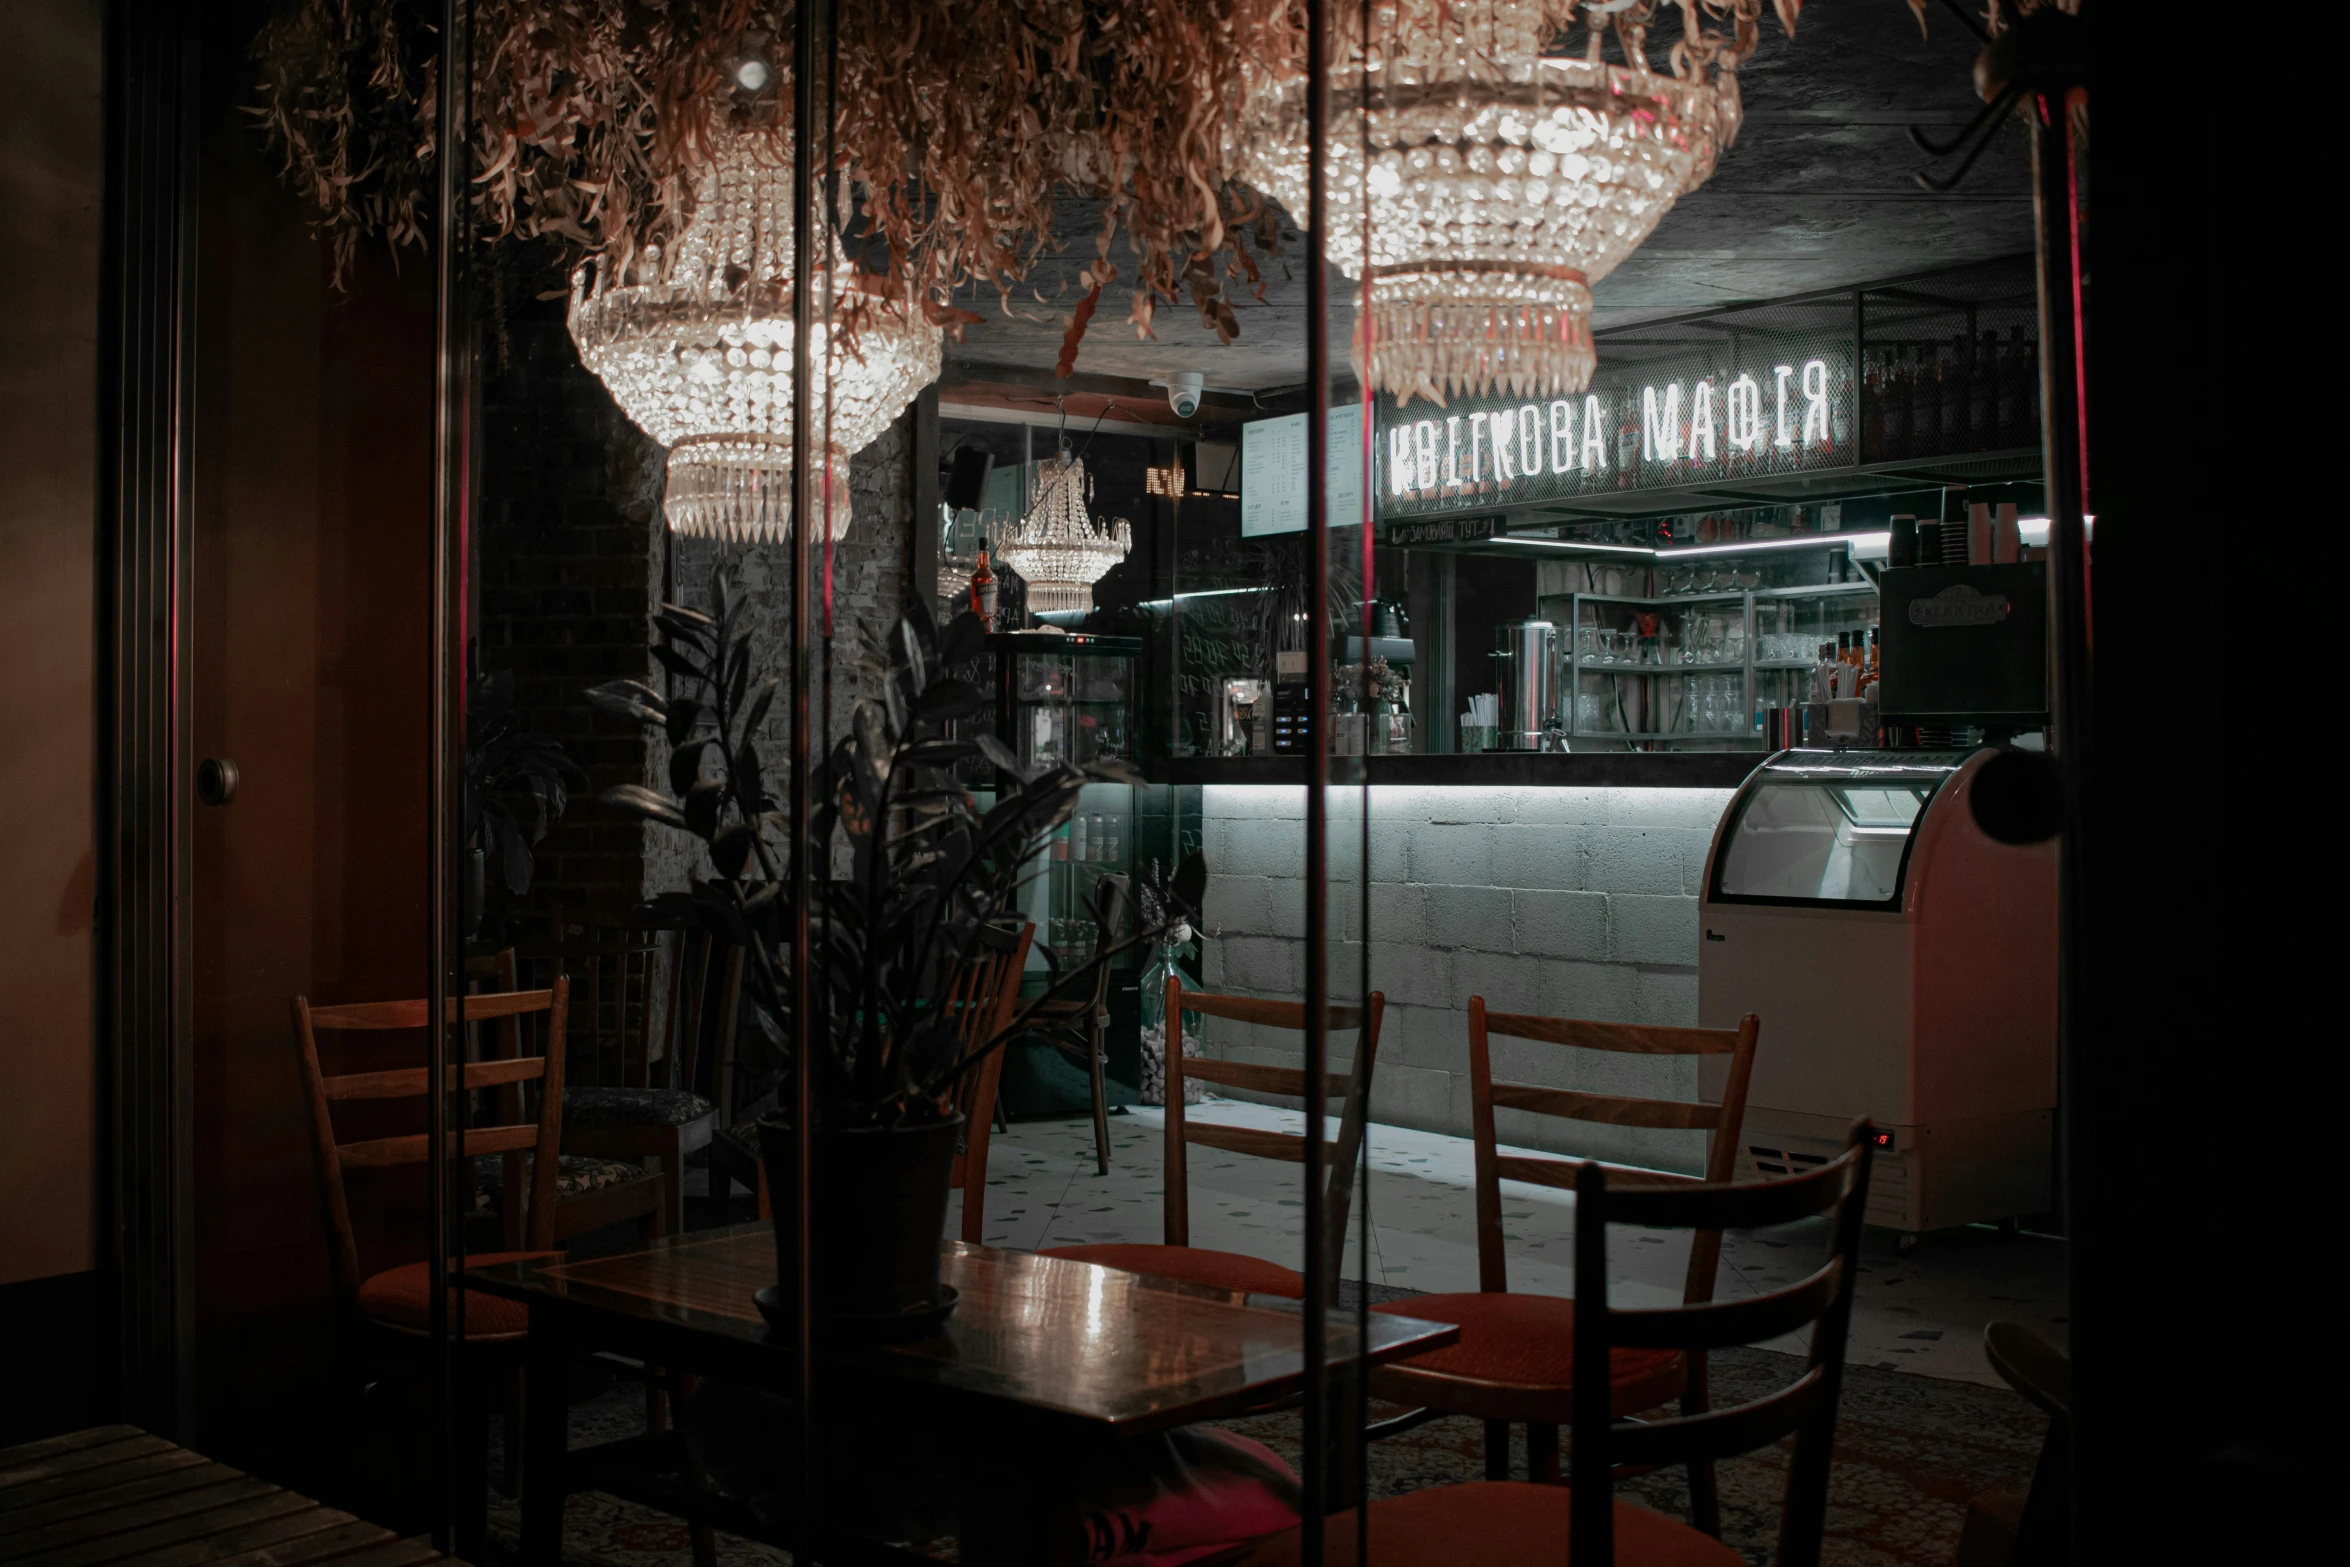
[1698,749,2056,1243]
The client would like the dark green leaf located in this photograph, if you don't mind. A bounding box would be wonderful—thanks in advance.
[743,679,778,737]
[665,697,703,745]
[914,678,987,725]
[669,738,709,797]
[651,644,706,684]
[585,679,667,726]
[711,822,754,881]
[940,610,988,665]
[599,784,688,828]
[973,732,1024,779]
[684,779,726,840]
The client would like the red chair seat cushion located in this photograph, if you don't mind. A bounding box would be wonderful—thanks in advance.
[355,1251,560,1338]
[1373,1291,1686,1412]
[1038,1243,1307,1299]
[1233,1480,1742,1565]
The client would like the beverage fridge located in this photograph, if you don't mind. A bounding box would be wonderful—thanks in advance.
[1695,748,2056,1246]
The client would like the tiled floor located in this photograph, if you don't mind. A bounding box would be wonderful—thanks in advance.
[948,1099,2068,1389]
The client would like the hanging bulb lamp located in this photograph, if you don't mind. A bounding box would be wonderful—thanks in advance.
[990,452,1133,616]
[568,118,941,543]
[1237,0,1751,406]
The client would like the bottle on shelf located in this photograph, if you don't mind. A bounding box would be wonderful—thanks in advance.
[1914,344,1942,458]
[1971,330,1998,450]
[1886,346,1912,459]
[1941,338,1966,453]
[1070,813,1088,863]
[1862,352,1886,461]
[968,546,998,631]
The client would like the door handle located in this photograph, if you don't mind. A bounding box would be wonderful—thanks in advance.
[197,757,240,806]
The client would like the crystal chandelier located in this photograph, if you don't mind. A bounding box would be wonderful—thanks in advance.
[1236,1,1749,405]
[568,119,942,542]
[990,453,1133,616]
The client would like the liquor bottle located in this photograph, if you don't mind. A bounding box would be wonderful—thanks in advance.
[1886,347,1911,460]
[1070,813,1089,863]
[1941,339,1965,453]
[2017,331,2039,449]
[1998,327,2027,447]
[969,546,998,630]
[1971,331,1997,450]
[1914,345,1942,458]
[1862,352,1885,461]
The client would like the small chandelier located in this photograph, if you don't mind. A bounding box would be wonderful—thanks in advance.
[1236,1,1752,406]
[568,117,942,542]
[991,452,1133,616]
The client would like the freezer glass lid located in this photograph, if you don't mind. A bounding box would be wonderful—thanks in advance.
[1711,751,1967,907]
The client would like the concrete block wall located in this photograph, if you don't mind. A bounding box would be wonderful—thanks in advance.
[1196,784,1737,1173]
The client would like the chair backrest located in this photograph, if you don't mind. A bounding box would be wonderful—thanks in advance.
[516,913,659,1088]
[1568,1129,1874,1567]
[661,926,748,1118]
[1466,1000,1760,1305]
[290,979,570,1303]
[1082,874,1131,1012]
[946,920,1036,1244]
[1163,976,1387,1256]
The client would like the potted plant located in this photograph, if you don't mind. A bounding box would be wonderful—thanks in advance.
[589,571,1200,1330]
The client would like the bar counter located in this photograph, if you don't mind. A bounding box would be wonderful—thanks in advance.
[1160,750,1765,789]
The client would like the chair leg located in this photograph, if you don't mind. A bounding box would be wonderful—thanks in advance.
[1087,1017,1111,1176]
[501,1368,524,1496]
[1527,1422,1561,1485]
[457,1367,493,1561]
[670,1366,718,1567]
[1484,1420,1512,1481]
[662,1130,686,1237]
[1689,1456,1722,1536]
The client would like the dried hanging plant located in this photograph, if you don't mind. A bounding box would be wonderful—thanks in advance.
[246,0,1298,362]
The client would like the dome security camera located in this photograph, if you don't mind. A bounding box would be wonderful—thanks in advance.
[1166,373,1205,420]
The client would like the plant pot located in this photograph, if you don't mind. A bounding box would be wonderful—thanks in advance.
[756,1114,963,1334]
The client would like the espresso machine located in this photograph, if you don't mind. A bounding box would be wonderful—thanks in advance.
[1490,620,1561,751]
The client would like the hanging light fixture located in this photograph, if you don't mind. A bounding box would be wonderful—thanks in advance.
[990,451,1133,615]
[1237,0,1766,405]
[568,118,942,543]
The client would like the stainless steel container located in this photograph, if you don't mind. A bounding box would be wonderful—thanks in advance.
[1491,620,1560,751]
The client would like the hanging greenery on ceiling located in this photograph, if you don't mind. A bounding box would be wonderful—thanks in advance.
[246,0,1299,352]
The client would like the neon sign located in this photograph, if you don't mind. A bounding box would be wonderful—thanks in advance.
[1376,340,1855,519]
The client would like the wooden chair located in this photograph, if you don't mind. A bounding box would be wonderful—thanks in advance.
[1366,999,1759,1520]
[943,920,1035,1244]
[1229,1128,1874,1567]
[462,950,671,1247]
[1038,975,1385,1299]
[1023,873,1130,1174]
[751,921,1034,1243]
[524,918,735,1236]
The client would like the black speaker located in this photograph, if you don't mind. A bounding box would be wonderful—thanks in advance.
[943,447,994,512]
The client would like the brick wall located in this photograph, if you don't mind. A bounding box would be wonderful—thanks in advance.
[482,300,914,923]
[1196,784,1737,1173]
[478,306,666,929]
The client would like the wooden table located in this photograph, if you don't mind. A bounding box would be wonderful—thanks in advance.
[0,1426,455,1567]
[466,1225,1458,1565]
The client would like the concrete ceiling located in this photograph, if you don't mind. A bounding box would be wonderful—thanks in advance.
[939,1,2031,400]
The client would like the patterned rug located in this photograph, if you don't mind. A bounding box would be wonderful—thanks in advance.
[487,1307,2044,1566]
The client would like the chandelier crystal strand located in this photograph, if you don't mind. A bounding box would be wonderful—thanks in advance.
[567,116,942,542]
[991,452,1133,616]
[1236,0,1748,405]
